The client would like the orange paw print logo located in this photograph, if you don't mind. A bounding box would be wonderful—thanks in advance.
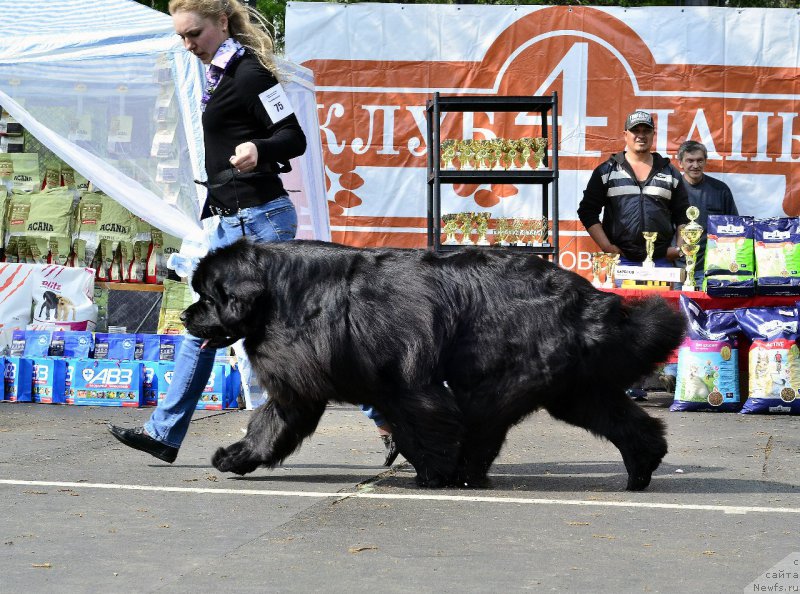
[325,165,364,216]
[453,183,518,208]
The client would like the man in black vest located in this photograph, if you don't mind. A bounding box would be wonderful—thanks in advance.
[578,110,690,267]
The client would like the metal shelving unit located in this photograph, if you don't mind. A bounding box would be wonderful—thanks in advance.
[425,92,559,259]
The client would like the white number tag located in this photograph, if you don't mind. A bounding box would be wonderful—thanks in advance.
[259,83,294,123]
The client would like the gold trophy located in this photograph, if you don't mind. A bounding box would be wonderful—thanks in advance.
[442,213,460,245]
[602,253,620,288]
[642,231,658,268]
[457,212,475,245]
[475,213,492,245]
[494,218,512,246]
[441,139,457,170]
[591,252,604,287]
[680,206,704,291]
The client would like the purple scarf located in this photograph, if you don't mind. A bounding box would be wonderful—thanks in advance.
[202,38,245,111]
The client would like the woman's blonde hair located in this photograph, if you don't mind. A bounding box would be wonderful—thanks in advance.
[168,0,277,75]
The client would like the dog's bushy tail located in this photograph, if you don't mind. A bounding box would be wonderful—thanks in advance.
[610,296,685,388]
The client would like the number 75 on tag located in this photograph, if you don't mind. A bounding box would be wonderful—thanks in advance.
[259,83,295,123]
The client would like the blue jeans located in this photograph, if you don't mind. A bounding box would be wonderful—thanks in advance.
[361,405,387,428]
[145,197,297,448]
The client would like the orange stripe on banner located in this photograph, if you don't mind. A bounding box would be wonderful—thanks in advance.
[0,265,22,295]
[0,268,33,305]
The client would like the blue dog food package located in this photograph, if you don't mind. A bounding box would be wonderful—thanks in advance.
[9,330,27,356]
[672,296,742,412]
[754,217,800,295]
[69,359,144,407]
[159,334,184,361]
[734,306,800,414]
[135,334,161,362]
[31,357,68,404]
[22,330,53,358]
[93,333,136,361]
[49,331,93,358]
[4,356,34,402]
[704,215,755,296]
[157,361,239,410]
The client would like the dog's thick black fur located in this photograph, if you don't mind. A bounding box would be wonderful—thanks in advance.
[183,239,684,491]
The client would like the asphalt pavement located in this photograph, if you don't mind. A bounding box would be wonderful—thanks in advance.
[1,393,798,593]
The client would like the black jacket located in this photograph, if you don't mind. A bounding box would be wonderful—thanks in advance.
[200,51,307,218]
[578,151,690,261]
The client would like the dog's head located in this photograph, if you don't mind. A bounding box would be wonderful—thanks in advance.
[182,240,270,349]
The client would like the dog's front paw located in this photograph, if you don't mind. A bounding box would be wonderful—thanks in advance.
[212,443,260,475]
[626,472,653,491]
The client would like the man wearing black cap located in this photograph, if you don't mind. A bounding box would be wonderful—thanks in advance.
[578,110,690,267]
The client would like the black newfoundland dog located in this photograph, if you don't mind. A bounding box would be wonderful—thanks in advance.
[183,239,684,491]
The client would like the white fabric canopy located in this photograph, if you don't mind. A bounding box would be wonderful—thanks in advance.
[0,0,329,243]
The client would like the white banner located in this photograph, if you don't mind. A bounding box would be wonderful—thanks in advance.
[286,3,800,275]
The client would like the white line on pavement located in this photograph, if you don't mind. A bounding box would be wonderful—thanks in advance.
[1,478,797,515]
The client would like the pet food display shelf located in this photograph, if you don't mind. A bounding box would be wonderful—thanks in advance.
[602,288,800,311]
[425,92,560,259]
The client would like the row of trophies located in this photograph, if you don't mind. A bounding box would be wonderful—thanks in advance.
[440,137,547,171]
[590,206,705,291]
[441,213,550,247]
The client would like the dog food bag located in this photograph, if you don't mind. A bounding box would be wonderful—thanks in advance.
[672,296,742,412]
[73,192,103,269]
[23,187,75,266]
[30,264,97,331]
[159,334,185,361]
[0,264,35,351]
[754,217,800,295]
[734,306,800,414]
[704,215,756,296]
[93,333,136,361]
[48,330,93,358]
[21,329,53,358]
[7,153,40,193]
[8,329,27,356]
[135,333,161,361]
[157,279,193,334]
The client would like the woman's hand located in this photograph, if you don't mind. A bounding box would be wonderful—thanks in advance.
[229,142,258,173]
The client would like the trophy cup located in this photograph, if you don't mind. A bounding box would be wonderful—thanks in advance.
[459,139,475,170]
[512,218,526,247]
[441,139,457,170]
[539,215,549,245]
[442,213,460,245]
[680,205,704,291]
[494,218,512,246]
[602,253,620,288]
[475,213,492,245]
[530,218,543,247]
[591,252,604,287]
[533,137,547,169]
[642,231,658,268]
[457,212,475,245]
[519,138,535,170]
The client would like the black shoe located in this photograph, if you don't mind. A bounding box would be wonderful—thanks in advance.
[107,424,178,463]
[625,388,648,402]
[380,434,400,467]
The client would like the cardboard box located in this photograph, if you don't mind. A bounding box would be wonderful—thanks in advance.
[4,356,33,402]
[70,359,143,407]
[32,357,68,404]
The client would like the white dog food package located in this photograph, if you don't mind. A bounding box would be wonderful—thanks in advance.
[30,264,97,332]
[0,263,35,351]
[734,306,800,414]
[672,296,741,412]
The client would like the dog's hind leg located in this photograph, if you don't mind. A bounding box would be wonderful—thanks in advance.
[382,384,466,488]
[545,391,668,491]
[212,396,327,475]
